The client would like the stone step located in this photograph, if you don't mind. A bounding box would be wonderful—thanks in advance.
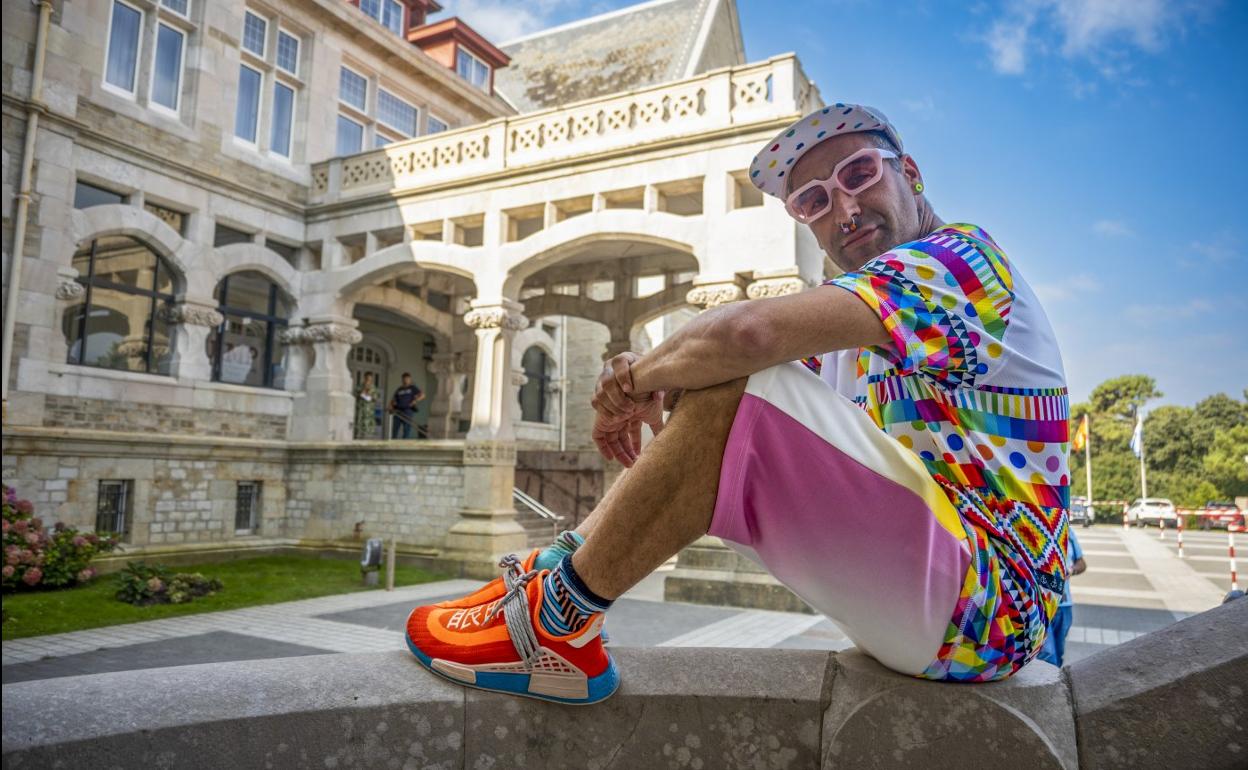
[674,543,769,573]
[512,506,564,549]
[664,566,815,615]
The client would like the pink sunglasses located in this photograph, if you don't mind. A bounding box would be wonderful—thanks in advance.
[784,147,899,224]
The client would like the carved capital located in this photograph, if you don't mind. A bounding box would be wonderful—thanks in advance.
[279,323,362,346]
[746,277,809,300]
[464,307,528,331]
[161,304,224,327]
[463,440,517,465]
[427,354,471,377]
[55,280,86,301]
[511,369,529,387]
[686,282,745,309]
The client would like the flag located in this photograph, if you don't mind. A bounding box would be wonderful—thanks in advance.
[1072,414,1088,452]
[1129,414,1144,458]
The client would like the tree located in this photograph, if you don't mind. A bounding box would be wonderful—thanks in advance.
[1088,375,1162,420]
[1203,424,1248,499]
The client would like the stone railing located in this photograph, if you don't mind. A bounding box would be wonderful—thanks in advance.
[309,54,820,204]
[3,598,1244,768]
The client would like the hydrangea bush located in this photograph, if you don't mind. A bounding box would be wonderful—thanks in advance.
[114,561,223,606]
[2,485,118,592]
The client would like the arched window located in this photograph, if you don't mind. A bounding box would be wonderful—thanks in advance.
[208,271,291,389]
[63,235,177,375]
[518,345,552,423]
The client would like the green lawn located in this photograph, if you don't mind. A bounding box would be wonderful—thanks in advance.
[1,556,447,641]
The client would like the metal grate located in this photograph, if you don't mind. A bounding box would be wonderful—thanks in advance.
[96,480,130,536]
[235,481,261,533]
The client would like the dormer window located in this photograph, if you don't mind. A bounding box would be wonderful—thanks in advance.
[359,0,406,37]
[455,48,489,91]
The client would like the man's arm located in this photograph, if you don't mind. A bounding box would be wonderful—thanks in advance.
[628,285,889,396]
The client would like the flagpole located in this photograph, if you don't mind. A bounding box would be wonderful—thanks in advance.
[1138,414,1148,501]
[1085,416,1093,515]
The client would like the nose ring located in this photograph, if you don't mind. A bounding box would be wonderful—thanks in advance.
[839,214,861,235]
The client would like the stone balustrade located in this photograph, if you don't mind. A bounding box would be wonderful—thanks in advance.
[3,597,1243,769]
[309,55,819,205]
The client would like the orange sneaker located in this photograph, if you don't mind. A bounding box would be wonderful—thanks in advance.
[405,554,619,705]
[435,549,541,611]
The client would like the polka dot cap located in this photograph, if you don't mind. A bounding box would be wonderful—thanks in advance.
[749,103,904,199]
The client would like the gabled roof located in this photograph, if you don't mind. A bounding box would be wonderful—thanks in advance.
[494,0,745,114]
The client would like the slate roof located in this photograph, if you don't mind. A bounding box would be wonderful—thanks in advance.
[495,0,709,113]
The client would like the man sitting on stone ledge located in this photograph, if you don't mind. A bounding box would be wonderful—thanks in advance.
[405,104,1071,704]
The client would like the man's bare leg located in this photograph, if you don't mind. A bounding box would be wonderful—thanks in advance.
[570,378,747,600]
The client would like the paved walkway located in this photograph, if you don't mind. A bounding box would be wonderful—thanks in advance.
[2,526,1229,684]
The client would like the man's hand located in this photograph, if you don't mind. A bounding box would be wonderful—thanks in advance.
[591,352,665,466]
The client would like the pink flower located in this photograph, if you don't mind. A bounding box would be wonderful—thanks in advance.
[72,536,87,548]
[1,565,13,578]
[146,577,165,593]
[22,567,42,586]
[13,519,28,534]
[1,519,8,533]
[15,500,33,515]
[18,548,34,564]
[4,547,19,566]
[77,567,96,582]
[25,532,40,547]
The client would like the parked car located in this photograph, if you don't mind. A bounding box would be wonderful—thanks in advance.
[1069,497,1093,528]
[1198,502,1245,532]
[1126,498,1178,527]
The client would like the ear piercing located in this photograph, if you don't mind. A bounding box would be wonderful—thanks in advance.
[914,182,924,193]
[838,214,861,235]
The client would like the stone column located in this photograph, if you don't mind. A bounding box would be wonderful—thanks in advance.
[284,316,361,441]
[601,336,633,362]
[51,269,84,365]
[426,351,469,439]
[165,299,223,381]
[443,301,530,576]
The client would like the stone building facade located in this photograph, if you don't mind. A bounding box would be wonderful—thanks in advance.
[2,0,825,574]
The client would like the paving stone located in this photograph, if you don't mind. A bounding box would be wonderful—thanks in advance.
[1,631,331,684]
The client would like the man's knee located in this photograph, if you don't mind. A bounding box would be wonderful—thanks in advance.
[668,377,747,421]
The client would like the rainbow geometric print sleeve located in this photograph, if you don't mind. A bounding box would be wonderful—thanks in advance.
[830,223,1071,682]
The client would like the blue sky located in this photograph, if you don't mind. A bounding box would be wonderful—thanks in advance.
[440,0,1248,408]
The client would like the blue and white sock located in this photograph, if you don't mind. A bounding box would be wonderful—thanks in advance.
[538,554,612,636]
[534,530,584,572]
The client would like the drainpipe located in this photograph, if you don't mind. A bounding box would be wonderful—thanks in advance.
[2,0,54,417]
[558,315,568,452]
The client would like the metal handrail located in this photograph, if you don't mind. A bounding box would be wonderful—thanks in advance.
[513,487,564,540]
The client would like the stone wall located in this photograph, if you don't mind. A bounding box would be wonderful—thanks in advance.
[4,599,1243,769]
[284,444,464,548]
[43,395,288,440]
[1,428,464,553]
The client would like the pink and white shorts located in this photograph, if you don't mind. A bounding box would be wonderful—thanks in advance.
[709,362,973,675]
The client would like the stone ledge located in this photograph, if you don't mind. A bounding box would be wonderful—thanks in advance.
[2,601,1243,769]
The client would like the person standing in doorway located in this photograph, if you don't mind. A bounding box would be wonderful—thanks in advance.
[354,372,379,439]
[390,372,424,439]
[1038,528,1086,667]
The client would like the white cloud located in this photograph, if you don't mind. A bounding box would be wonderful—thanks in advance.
[901,95,937,119]
[1033,272,1100,304]
[988,16,1031,75]
[1123,297,1215,325]
[437,0,589,43]
[984,0,1219,78]
[1092,219,1133,237]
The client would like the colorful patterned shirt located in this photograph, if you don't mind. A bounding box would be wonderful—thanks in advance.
[817,223,1071,682]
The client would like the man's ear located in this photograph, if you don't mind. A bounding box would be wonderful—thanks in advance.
[902,155,923,193]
